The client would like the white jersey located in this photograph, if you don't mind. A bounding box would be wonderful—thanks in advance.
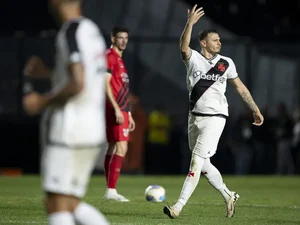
[184,49,238,116]
[46,17,107,147]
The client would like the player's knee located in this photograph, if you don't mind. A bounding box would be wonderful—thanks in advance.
[70,197,81,212]
[44,193,60,213]
[189,154,205,172]
[107,143,116,154]
[115,141,128,156]
[44,192,77,213]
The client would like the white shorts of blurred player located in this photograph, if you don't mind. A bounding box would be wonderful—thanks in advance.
[41,144,104,198]
[188,114,226,158]
[40,108,106,198]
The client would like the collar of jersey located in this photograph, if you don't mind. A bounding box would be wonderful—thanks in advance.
[109,47,121,59]
[61,16,84,30]
[199,52,218,62]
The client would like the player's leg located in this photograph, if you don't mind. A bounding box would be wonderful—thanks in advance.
[72,146,110,225]
[73,201,109,225]
[163,153,205,219]
[39,111,75,224]
[104,142,116,184]
[104,111,130,201]
[42,146,76,225]
[202,158,239,218]
[164,116,226,219]
[45,193,76,225]
[46,194,108,225]
[46,194,109,225]
[105,140,129,201]
[202,158,232,200]
[104,110,116,184]
[164,114,205,218]
[42,145,109,225]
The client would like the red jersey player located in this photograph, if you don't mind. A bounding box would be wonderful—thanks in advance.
[104,26,135,202]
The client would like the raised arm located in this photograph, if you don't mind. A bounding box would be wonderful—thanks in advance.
[180,4,205,60]
[229,77,264,126]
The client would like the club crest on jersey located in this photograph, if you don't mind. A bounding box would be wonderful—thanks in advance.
[217,62,226,72]
[121,72,129,83]
[123,128,129,137]
[193,70,225,83]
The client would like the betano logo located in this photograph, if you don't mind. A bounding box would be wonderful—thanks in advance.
[193,70,226,83]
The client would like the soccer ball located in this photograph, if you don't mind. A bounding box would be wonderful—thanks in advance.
[145,185,166,202]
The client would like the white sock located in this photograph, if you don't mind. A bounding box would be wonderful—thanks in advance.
[48,211,75,225]
[74,202,109,225]
[202,158,232,201]
[106,188,117,196]
[174,154,205,212]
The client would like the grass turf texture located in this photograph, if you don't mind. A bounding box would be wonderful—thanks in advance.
[0,175,299,225]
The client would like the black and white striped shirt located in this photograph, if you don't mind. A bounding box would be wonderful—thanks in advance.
[184,49,238,117]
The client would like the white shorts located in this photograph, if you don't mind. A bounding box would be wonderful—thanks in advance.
[41,144,104,198]
[188,114,226,158]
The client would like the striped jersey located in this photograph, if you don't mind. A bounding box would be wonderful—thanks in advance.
[106,48,130,112]
[184,49,238,117]
[47,16,107,146]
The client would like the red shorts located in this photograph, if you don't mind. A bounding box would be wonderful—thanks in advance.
[106,110,130,143]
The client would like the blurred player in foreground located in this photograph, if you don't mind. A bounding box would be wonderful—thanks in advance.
[103,26,135,202]
[163,4,264,219]
[23,0,109,224]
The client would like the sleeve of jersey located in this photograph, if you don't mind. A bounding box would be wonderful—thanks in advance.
[106,54,116,74]
[65,22,82,64]
[227,59,238,79]
[182,49,196,69]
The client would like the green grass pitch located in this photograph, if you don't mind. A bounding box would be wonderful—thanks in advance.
[0,175,299,225]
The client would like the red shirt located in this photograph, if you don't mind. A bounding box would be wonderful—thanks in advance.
[106,48,130,112]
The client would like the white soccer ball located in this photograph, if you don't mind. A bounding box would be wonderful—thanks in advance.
[145,185,166,202]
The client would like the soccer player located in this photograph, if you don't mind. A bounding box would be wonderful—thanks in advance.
[163,4,264,219]
[103,26,135,202]
[23,0,109,224]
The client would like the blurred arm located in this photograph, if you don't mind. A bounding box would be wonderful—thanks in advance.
[23,56,52,79]
[42,63,84,106]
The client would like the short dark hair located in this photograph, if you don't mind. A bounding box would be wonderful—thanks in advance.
[60,0,84,6]
[111,26,129,37]
[198,29,218,41]
[63,0,83,3]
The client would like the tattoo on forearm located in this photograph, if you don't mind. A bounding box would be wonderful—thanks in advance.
[240,91,258,112]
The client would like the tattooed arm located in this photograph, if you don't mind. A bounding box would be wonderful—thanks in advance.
[230,77,259,112]
[229,77,264,126]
